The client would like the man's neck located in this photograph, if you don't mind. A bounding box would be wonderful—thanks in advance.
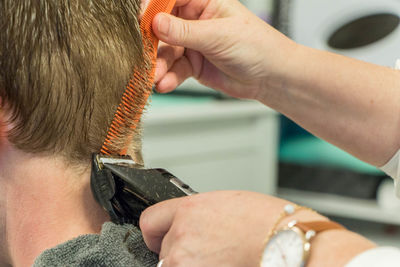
[1,148,109,267]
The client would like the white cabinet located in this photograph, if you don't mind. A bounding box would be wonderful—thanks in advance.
[142,98,279,194]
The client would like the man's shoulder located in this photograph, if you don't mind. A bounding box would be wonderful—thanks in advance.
[33,222,158,267]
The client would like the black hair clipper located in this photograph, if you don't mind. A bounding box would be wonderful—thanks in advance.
[90,154,196,225]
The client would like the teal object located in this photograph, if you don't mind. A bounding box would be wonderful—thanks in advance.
[280,136,383,175]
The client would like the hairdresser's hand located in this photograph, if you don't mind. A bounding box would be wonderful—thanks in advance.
[153,0,295,99]
[140,191,286,267]
[140,191,339,267]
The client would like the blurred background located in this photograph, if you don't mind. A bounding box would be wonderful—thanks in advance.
[142,0,400,247]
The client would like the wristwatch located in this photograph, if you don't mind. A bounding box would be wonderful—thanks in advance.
[260,220,344,267]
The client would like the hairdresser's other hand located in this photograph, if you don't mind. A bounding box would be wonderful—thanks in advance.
[140,191,290,267]
[153,0,295,99]
[140,191,363,267]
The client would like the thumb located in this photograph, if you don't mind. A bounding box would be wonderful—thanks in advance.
[153,13,212,51]
[139,198,182,253]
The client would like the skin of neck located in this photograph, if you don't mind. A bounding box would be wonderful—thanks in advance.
[0,140,110,267]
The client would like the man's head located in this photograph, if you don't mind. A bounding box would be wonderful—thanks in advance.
[0,0,148,164]
[0,1,152,265]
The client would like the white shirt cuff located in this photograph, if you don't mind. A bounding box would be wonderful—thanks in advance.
[380,150,400,198]
[345,247,400,267]
[395,59,400,70]
[379,58,400,198]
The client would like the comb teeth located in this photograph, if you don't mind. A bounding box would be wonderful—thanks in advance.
[140,0,176,39]
[101,0,176,156]
[100,60,150,155]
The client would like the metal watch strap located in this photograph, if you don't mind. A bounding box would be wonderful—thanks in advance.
[294,220,345,233]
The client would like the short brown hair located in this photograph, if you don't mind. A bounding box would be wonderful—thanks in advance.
[0,0,148,164]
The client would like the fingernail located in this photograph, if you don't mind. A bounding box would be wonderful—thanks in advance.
[158,14,170,38]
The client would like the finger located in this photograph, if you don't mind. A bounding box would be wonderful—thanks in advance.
[156,55,193,93]
[139,198,184,253]
[158,216,190,260]
[158,228,175,259]
[185,49,203,79]
[175,0,212,20]
[153,13,216,51]
[141,0,204,22]
[175,0,207,8]
[171,6,178,17]
[155,43,185,83]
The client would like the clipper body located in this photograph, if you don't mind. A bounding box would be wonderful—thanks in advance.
[90,154,196,225]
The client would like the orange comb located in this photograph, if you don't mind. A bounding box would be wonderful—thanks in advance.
[100,0,176,156]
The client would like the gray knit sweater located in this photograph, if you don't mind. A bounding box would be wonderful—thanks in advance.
[33,222,158,267]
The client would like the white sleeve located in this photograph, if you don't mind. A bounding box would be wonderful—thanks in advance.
[345,247,400,267]
[379,59,400,198]
[380,150,400,198]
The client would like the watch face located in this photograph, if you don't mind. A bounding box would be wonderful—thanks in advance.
[261,229,305,267]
